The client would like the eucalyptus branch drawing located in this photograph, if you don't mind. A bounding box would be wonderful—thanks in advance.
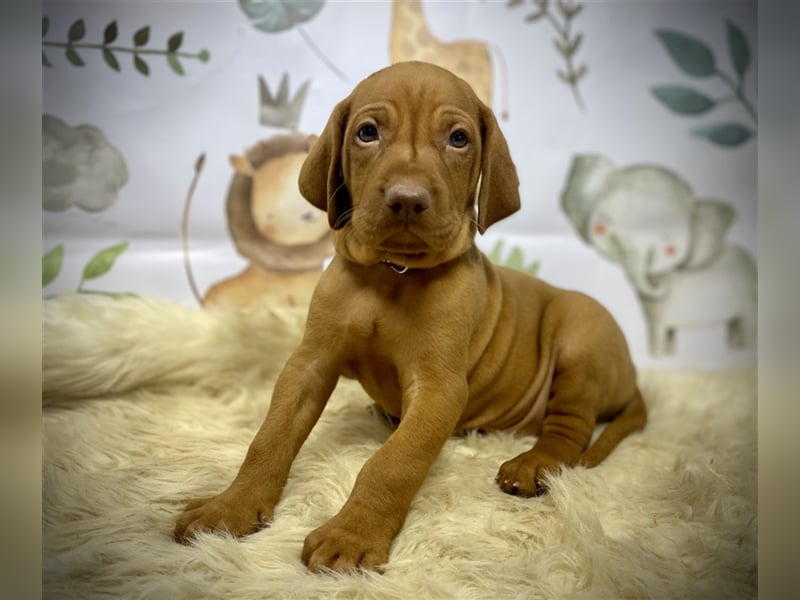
[651,20,756,147]
[42,17,210,76]
[508,0,587,110]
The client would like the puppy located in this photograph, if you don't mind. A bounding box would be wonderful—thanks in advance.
[175,61,646,573]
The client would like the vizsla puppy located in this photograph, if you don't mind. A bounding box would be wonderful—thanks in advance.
[174,61,646,573]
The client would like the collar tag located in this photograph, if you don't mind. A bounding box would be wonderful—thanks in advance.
[381,260,409,274]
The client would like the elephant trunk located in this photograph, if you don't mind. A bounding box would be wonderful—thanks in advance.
[613,236,669,300]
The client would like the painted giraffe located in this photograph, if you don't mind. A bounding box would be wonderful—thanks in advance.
[389,0,509,119]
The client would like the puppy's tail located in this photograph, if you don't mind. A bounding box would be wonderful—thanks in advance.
[579,388,647,468]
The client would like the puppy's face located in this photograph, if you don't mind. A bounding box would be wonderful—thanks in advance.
[300,62,520,270]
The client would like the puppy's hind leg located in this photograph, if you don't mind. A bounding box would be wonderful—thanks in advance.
[578,388,646,468]
[496,369,597,497]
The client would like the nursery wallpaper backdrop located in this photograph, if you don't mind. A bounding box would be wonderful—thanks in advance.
[42,0,757,370]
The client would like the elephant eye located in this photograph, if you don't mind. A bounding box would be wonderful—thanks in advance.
[357,124,379,143]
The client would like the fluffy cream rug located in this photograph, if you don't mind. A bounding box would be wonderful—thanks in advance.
[42,295,757,599]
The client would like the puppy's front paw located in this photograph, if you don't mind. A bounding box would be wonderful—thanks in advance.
[174,485,274,543]
[302,516,390,574]
[495,450,564,497]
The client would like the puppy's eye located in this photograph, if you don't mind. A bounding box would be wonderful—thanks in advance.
[449,129,469,148]
[357,124,379,143]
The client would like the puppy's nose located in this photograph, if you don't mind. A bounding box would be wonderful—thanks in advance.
[384,183,431,220]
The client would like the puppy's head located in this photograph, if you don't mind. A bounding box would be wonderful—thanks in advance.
[299,61,520,269]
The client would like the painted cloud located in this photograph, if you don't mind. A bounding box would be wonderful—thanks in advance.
[42,114,129,212]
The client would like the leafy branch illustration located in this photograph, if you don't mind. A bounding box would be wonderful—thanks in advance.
[508,0,587,110]
[238,0,348,83]
[651,20,756,147]
[42,241,136,298]
[42,17,210,76]
[488,239,540,276]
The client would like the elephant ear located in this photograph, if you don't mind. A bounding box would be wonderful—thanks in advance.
[560,154,616,242]
[684,200,735,269]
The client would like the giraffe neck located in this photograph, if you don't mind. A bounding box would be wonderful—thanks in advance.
[391,0,438,53]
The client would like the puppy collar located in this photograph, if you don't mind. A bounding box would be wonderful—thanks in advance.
[380,260,409,274]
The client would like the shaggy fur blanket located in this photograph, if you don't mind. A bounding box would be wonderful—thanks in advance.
[42,295,757,599]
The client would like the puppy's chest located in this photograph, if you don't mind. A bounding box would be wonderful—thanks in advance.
[336,312,405,409]
[337,309,406,372]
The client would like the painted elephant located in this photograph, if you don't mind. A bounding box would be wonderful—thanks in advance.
[561,154,756,356]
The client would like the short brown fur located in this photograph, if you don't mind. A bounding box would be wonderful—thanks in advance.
[174,62,646,573]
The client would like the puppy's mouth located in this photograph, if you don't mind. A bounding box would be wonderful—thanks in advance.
[379,244,426,256]
[377,234,432,259]
[340,219,471,270]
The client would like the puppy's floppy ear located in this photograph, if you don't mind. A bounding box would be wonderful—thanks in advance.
[476,104,520,233]
[298,99,352,229]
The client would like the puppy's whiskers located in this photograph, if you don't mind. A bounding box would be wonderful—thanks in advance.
[333,207,354,230]
[329,182,354,230]
[329,182,347,204]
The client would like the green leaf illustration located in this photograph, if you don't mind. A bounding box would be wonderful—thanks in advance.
[42,245,64,287]
[239,0,324,33]
[82,242,129,282]
[168,31,184,53]
[43,19,210,75]
[65,47,84,66]
[507,247,525,271]
[68,19,86,42]
[555,33,582,58]
[655,30,716,77]
[486,240,539,274]
[133,26,150,47]
[167,53,184,75]
[692,123,753,147]
[726,19,750,79]
[488,239,504,264]
[651,85,716,115]
[134,54,149,76]
[104,21,118,45]
[564,3,584,18]
[510,0,587,110]
[650,22,756,147]
[103,48,121,71]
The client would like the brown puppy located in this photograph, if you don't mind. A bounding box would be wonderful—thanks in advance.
[174,61,646,573]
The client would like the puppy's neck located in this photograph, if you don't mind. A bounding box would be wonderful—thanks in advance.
[337,245,481,284]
